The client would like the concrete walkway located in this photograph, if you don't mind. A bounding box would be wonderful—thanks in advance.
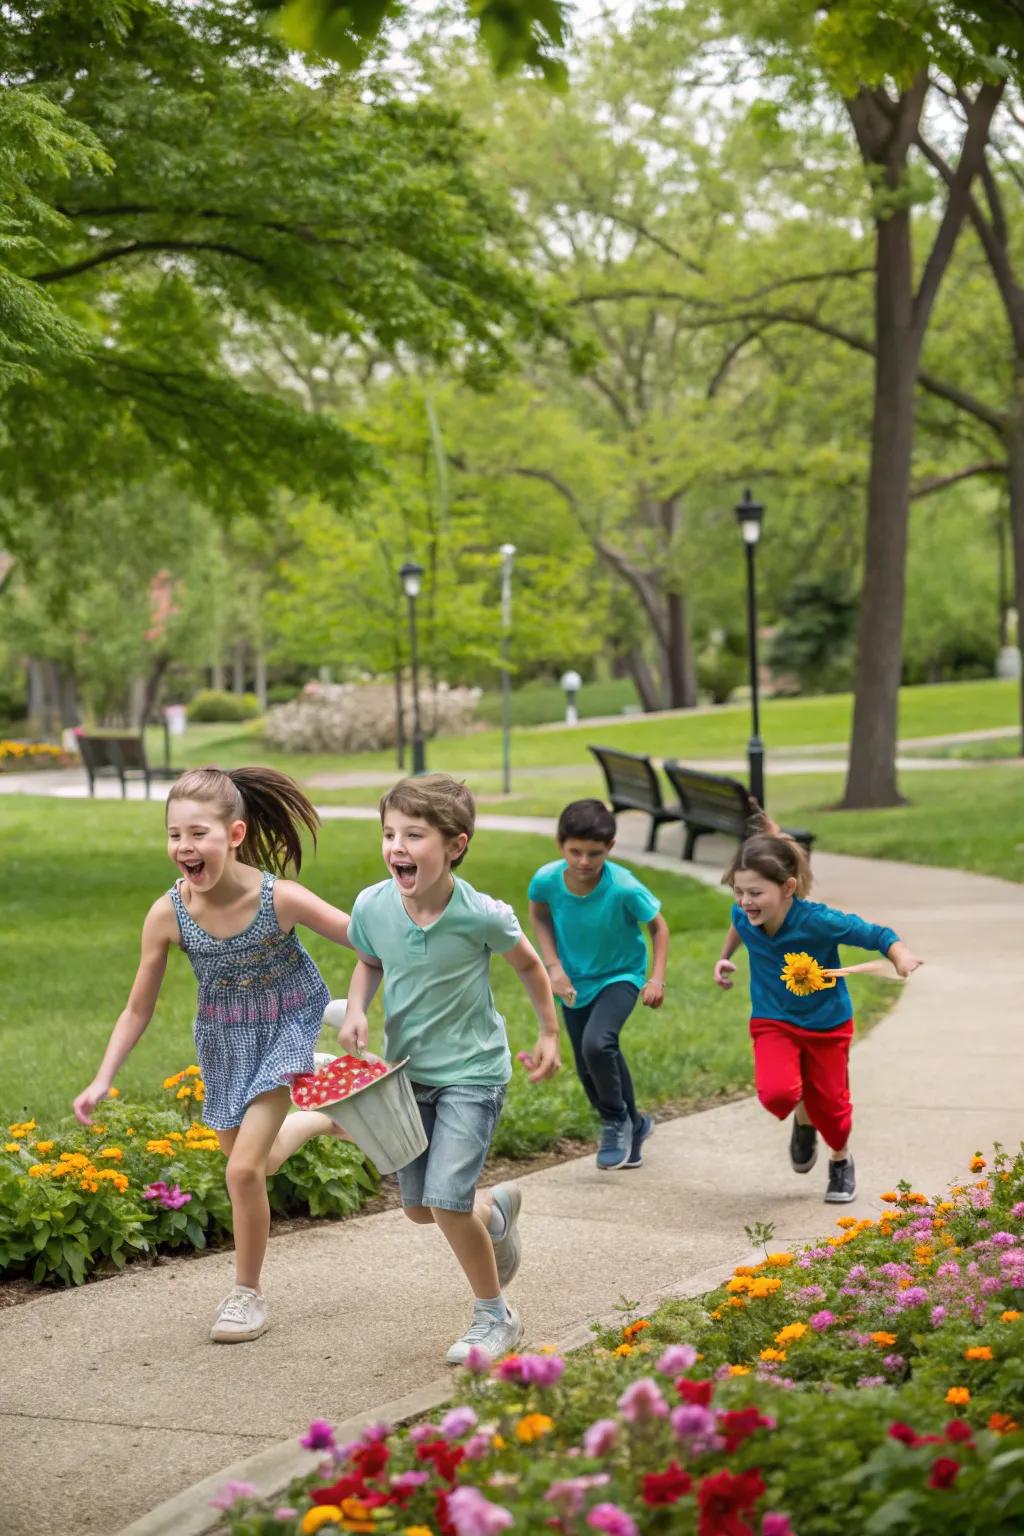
[2,822,1024,1536]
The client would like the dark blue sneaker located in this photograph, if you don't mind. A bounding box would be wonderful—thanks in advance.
[624,1113,655,1169]
[596,1113,632,1170]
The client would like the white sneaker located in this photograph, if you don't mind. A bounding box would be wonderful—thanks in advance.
[446,1306,523,1365]
[210,1285,269,1343]
[489,1184,523,1288]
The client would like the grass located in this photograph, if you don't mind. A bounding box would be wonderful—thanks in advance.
[0,798,893,1143]
[143,678,1019,784]
[474,676,640,727]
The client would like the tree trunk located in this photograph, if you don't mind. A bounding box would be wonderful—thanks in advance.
[1006,372,1024,756]
[232,643,246,695]
[211,658,225,690]
[622,645,662,712]
[663,589,698,709]
[254,650,268,712]
[842,206,918,807]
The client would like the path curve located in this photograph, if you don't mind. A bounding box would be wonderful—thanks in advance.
[1,817,1022,1536]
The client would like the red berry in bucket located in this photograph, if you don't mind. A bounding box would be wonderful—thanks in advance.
[290,1054,390,1108]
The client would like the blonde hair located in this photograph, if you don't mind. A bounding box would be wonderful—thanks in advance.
[379,774,475,868]
[722,830,813,899]
[166,765,319,876]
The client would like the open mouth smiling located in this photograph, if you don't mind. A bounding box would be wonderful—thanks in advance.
[391,860,417,890]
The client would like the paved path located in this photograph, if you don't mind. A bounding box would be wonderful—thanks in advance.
[2,815,1024,1535]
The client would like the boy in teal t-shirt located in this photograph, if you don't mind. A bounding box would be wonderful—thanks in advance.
[340,774,561,1366]
[528,799,670,1172]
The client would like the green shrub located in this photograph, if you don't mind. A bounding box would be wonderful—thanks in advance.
[188,688,263,722]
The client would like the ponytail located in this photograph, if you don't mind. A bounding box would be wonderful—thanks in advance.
[166,765,319,876]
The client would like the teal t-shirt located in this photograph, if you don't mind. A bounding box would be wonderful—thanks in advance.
[347,876,521,1086]
[527,859,660,1008]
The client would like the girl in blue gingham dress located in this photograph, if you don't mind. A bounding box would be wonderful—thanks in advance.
[74,765,353,1345]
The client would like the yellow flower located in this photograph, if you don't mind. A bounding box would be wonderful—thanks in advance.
[185,1065,202,1077]
[99,1147,123,1160]
[936,1201,955,1214]
[780,952,834,996]
[760,1348,787,1362]
[35,1140,55,1154]
[194,1083,205,1102]
[337,1497,376,1533]
[727,1276,753,1294]
[176,1085,193,1101]
[709,1308,723,1321]
[163,1073,185,1089]
[5,1142,21,1153]
[125,1128,135,1136]
[107,1087,121,1098]
[146,1139,174,1156]
[167,1132,184,1142]
[1001,1311,1021,1323]
[612,1343,633,1357]
[89,1124,107,1135]
[765,1252,795,1267]
[775,1323,808,1345]
[301,1509,342,1534]
[945,1387,971,1405]
[516,1413,554,1443]
[59,1152,89,1168]
[27,1163,53,1178]
[728,1365,750,1376]
[965,1346,993,1361]
[622,1318,650,1340]
[492,1434,506,1450]
[733,1264,757,1277]
[403,1528,434,1536]
[80,1178,99,1193]
[748,1277,782,1298]
[871,1332,897,1348]
[188,1139,220,1153]
[835,1217,859,1229]
[728,1296,748,1308]
[8,1120,36,1137]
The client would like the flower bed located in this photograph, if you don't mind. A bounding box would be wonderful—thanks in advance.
[0,739,73,772]
[0,1068,379,1285]
[215,1147,1024,1535]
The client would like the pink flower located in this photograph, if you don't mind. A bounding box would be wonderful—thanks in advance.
[142,1180,192,1210]
[763,1516,795,1536]
[463,1433,493,1461]
[656,1344,698,1375]
[1011,1201,1024,1219]
[447,1485,515,1535]
[931,1306,947,1326]
[391,1470,430,1492]
[970,1186,992,1209]
[519,1353,566,1387]
[209,1480,256,1510]
[462,1345,493,1374]
[617,1377,668,1424]
[545,1474,610,1517]
[671,1403,718,1446]
[587,1503,638,1536]
[583,1419,619,1458]
[493,1356,526,1382]
[409,1422,439,1444]
[809,1310,836,1331]
[300,1419,336,1451]
[361,1420,391,1442]
[441,1406,479,1439]
[274,1509,297,1521]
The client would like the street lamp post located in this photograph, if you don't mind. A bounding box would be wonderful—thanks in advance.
[499,543,516,796]
[735,488,766,810]
[399,559,426,776]
[560,669,582,726]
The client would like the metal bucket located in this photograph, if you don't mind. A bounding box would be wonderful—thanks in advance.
[319,1057,427,1175]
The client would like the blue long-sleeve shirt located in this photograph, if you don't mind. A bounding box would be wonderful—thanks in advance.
[732,898,900,1032]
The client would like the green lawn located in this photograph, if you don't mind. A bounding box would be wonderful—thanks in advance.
[0,799,893,1143]
[145,677,1019,784]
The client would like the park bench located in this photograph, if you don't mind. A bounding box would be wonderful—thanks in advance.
[662,759,815,862]
[587,745,684,851]
[76,732,178,799]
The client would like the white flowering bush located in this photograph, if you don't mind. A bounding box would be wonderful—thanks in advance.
[263,681,481,754]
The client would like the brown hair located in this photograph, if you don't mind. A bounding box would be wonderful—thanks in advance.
[166,765,319,876]
[722,828,813,899]
[379,774,475,868]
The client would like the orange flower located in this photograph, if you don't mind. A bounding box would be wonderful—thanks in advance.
[748,1277,782,1298]
[945,1387,971,1406]
[871,1332,897,1348]
[881,1192,900,1203]
[613,1343,633,1358]
[338,1497,376,1533]
[965,1346,993,1361]
[765,1252,795,1267]
[99,1147,123,1161]
[988,1412,1020,1435]
[1000,1311,1021,1323]
[622,1319,650,1340]
[728,1365,750,1376]
[727,1277,752,1294]
[515,1413,554,1443]
[728,1296,748,1309]
[760,1348,787,1362]
[970,1154,987,1172]
[775,1323,808,1345]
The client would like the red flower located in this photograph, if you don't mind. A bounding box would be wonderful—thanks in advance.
[415,1438,465,1483]
[944,1419,974,1444]
[888,1422,919,1445]
[930,1457,960,1490]
[311,1473,367,1505]
[352,1441,390,1480]
[697,1468,766,1536]
[435,1488,456,1536]
[678,1378,715,1407]
[718,1408,773,1453]
[642,1460,694,1506]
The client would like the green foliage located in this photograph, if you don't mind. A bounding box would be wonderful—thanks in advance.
[474,677,639,727]
[188,688,263,723]
[768,573,859,695]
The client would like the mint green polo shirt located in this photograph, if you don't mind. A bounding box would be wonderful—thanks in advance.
[347,876,521,1086]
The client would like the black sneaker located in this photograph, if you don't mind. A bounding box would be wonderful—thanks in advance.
[825,1156,856,1203]
[624,1113,655,1169]
[789,1118,818,1174]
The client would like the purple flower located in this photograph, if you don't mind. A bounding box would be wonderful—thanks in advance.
[209,1480,256,1510]
[463,1433,493,1461]
[409,1423,439,1444]
[587,1503,638,1536]
[462,1344,493,1374]
[671,1403,717,1444]
[447,1485,515,1535]
[362,1420,391,1442]
[142,1180,191,1210]
[519,1353,566,1387]
[856,1375,886,1388]
[848,1264,867,1281]
[794,1285,826,1304]
[992,1232,1018,1247]
[617,1377,668,1424]
[545,1474,610,1517]
[931,1305,947,1326]
[936,1262,960,1279]
[391,1470,429,1492]
[441,1406,479,1439]
[300,1419,336,1451]
[883,1354,906,1373]
[970,1187,993,1209]
[763,1516,795,1536]
[809,1310,836,1331]
[981,1276,1002,1294]
[582,1419,619,1458]
[1011,1201,1024,1220]
[897,1287,929,1309]
[274,1510,297,1521]
[656,1344,698,1375]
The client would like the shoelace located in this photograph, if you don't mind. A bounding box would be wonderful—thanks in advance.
[219,1290,257,1324]
[460,1314,502,1344]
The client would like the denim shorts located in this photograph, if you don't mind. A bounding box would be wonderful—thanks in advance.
[397,1081,506,1213]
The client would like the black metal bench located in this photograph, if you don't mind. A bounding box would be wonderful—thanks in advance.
[588,745,684,851]
[662,759,815,862]
[76,732,178,799]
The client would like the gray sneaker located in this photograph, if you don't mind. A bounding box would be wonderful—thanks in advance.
[446,1306,523,1365]
[596,1112,632,1170]
[210,1286,269,1344]
[489,1184,523,1288]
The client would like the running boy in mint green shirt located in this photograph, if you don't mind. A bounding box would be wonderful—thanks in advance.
[528,799,670,1173]
[339,774,560,1367]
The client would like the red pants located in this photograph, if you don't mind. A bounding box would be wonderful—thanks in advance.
[750,1017,854,1152]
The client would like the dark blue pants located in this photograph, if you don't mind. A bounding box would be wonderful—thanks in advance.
[562,981,639,1124]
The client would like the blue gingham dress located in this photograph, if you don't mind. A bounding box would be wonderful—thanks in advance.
[169,871,330,1129]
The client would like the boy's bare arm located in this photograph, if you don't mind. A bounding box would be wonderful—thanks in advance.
[641,912,670,1008]
[528,898,575,1005]
[503,935,561,1082]
[338,953,383,1053]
